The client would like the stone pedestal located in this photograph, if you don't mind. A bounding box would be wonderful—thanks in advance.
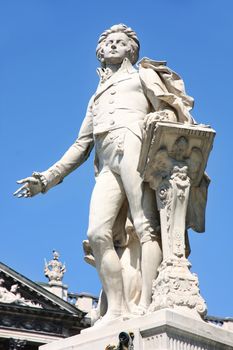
[39,309,233,350]
[138,122,215,319]
[49,282,68,300]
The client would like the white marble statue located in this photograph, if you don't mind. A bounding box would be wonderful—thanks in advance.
[14,24,210,325]
[44,250,66,284]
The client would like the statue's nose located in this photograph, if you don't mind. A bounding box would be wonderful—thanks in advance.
[111,43,117,49]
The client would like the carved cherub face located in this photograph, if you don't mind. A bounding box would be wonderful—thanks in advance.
[102,32,131,65]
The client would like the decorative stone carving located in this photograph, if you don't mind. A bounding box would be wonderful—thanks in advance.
[44,250,66,285]
[149,257,207,317]
[9,339,27,350]
[138,121,215,318]
[0,278,42,308]
[0,314,63,334]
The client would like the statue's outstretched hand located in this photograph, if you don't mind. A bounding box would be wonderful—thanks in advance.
[14,176,42,198]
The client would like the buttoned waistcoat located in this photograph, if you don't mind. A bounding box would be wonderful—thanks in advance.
[41,58,194,192]
[91,64,151,137]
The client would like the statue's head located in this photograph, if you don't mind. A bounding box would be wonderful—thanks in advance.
[52,250,60,260]
[96,24,140,67]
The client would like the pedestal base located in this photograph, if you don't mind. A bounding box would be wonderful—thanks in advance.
[40,309,233,350]
[149,257,207,318]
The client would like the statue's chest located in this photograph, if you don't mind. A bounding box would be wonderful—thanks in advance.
[96,73,146,106]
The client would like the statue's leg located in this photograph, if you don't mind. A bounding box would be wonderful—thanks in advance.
[87,169,126,322]
[139,237,162,311]
[138,183,162,311]
[120,130,162,313]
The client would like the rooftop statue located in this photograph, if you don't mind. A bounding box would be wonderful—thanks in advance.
[14,24,215,326]
[44,250,66,284]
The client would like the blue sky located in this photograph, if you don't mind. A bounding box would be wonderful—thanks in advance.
[1,0,233,318]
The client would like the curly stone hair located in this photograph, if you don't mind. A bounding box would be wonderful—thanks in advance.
[96,24,140,67]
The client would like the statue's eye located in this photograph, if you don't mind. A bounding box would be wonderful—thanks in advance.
[106,40,113,46]
[116,40,126,46]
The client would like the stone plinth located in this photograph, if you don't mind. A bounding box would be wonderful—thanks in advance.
[40,309,233,350]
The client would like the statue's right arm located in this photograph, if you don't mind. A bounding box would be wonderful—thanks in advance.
[14,97,94,198]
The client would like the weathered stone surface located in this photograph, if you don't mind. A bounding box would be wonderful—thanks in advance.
[39,309,233,350]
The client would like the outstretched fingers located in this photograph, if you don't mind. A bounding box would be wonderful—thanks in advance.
[13,182,31,198]
[18,191,30,198]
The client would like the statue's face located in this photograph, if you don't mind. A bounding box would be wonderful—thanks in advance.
[102,32,131,65]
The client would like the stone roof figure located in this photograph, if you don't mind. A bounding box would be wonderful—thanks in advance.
[44,250,66,285]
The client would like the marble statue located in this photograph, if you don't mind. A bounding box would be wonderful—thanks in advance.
[44,250,66,284]
[14,24,214,326]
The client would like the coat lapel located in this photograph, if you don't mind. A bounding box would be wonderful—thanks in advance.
[94,59,137,101]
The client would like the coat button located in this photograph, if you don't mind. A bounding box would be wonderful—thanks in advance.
[110,90,116,95]
[109,99,114,104]
[93,111,97,116]
[110,120,115,125]
[109,109,115,114]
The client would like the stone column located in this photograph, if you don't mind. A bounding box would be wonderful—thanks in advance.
[138,121,215,318]
[150,164,207,318]
[156,165,190,260]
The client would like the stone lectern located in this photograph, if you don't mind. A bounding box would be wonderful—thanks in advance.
[138,121,215,319]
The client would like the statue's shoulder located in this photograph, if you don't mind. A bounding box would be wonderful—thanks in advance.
[137,57,167,87]
[138,57,180,81]
[138,57,195,123]
[138,57,167,70]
